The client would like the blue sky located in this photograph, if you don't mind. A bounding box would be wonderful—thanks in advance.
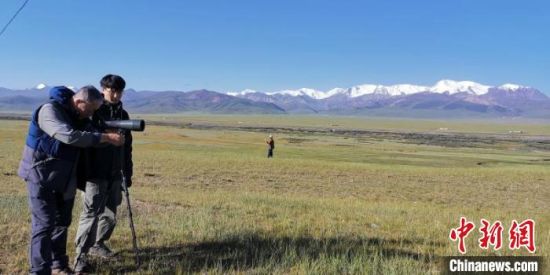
[0,0,548,93]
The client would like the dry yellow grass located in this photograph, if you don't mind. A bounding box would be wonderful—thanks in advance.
[0,118,549,274]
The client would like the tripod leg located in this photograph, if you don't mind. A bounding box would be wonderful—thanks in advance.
[119,128,139,265]
[121,176,140,265]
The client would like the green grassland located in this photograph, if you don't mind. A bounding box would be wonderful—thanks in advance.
[139,114,550,135]
[0,117,549,274]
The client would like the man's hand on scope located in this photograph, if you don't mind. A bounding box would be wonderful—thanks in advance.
[101,132,125,146]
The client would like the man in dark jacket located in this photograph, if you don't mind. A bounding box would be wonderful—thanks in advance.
[18,86,125,275]
[74,75,133,271]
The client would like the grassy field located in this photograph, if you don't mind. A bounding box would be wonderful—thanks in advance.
[0,116,549,274]
[139,114,550,135]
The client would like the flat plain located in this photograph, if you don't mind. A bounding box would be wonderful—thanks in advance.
[1,116,548,274]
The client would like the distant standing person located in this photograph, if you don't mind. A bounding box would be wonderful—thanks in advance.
[266,134,275,158]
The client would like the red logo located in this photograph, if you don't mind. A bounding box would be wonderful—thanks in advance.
[509,219,536,253]
[450,217,476,254]
[479,219,503,250]
[450,218,536,254]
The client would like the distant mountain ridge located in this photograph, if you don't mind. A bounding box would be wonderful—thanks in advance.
[1,80,549,117]
[228,80,534,98]
[0,87,286,114]
[229,80,550,117]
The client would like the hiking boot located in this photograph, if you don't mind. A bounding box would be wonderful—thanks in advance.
[51,267,74,275]
[74,255,92,274]
[88,242,115,259]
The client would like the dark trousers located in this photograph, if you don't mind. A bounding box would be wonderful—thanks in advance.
[267,148,274,158]
[27,181,74,275]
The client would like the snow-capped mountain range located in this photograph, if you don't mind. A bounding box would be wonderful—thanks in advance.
[228,80,529,99]
[225,79,550,117]
[1,80,549,117]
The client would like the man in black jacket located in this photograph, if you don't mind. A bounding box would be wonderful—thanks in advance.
[74,75,133,272]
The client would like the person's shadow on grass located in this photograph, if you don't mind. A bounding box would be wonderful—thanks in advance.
[95,232,440,274]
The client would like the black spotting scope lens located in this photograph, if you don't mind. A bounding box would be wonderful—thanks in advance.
[104,119,146,131]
